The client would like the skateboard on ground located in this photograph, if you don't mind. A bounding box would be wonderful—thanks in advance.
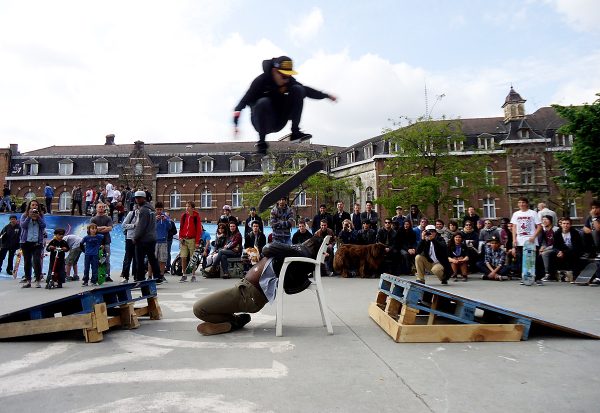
[257,159,325,213]
[98,248,106,285]
[521,240,536,286]
[571,261,599,285]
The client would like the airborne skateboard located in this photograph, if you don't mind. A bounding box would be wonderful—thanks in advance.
[521,240,536,286]
[571,261,599,285]
[257,159,325,213]
[279,132,312,143]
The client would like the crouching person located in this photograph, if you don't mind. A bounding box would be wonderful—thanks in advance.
[193,235,324,335]
[477,236,512,281]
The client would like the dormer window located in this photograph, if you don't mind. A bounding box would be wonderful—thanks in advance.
[58,159,73,176]
[293,157,308,170]
[199,156,214,173]
[230,155,245,172]
[448,140,464,152]
[93,158,109,175]
[363,144,373,159]
[329,155,339,169]
[478,135,495,150]
[519,129,530,139]
[556,134,573,147]
[261,156,275,173]
[168,157,183,174]
[23,159,39,176]
[346,151,355,164]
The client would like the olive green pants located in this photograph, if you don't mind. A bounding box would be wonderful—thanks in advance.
[193,278,269,324]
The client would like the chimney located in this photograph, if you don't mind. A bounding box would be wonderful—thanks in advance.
[105,134,116,145]
[9,144,19,155]
[134,140,144,151]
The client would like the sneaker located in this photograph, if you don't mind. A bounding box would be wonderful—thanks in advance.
[441,279,448,285]
[179,275,188,283]
[289,131,312,142]
[535,280,544,286]
[6,269,12,276]
[541,275,555,282]
[34,281,41,288]
[105,277,114,282]
[72,275,80,281]
[155,277,165,284]
[232,313,251,330]
[81,282,89,287]
[91,283,98,287]
[197,322,232,336]
[19,277,28,284]
[221,273,231,279]
[254,142,269,156]
[21,282,31,288]
[415,279,425,284]
[120,278,129,283]
[519,281,525,285]
[190,275,197,282]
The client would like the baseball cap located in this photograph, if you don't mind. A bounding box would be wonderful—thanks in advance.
[396,206,403,210]
[488,235,500,243]
[273,56,298,76]
[134,190,146,198]
[425,224,437,232]
[222,204,231,211]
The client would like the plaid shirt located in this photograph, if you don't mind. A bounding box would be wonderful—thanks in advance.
[485,247,506,268]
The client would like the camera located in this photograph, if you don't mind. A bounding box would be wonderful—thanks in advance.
[424,230,432,236]
[31,209,38,214]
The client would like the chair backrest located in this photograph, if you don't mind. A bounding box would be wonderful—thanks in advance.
[315,235,331,265]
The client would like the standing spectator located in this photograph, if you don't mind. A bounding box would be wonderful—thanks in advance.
[105,180,115,216]
[312,204,333,234]
[407,204,423,227]
[90,203,114,282]
[377,218,398,274]
[219,205,238,226]
[19,200,46,288]
[537,202,558,228]
[448,233,469,281]
[435,219,452,244]
[165,212,177,274]
[460,220,480,271]
[332,200,351,236]
[71,185,83,215]
[244,207,264,234]
[313,219,335,276]
[510,197,542,284]
[120,186,130,212]
[80,223,104,286]
[356,220,377,245]
[0,184,11,212]
[63,233,83,281]
[392,206,406,228]
[462,206,480,229]
[539,215,559,281]
[84,186,95,215]
[398,220,418,274]
[144,186,152,203]
[44,183,54,214]
[270,197,295,244]
[0,215,20,275]
[553,217,584,281]
[413,218,429,247]
[350,203,362,230]
[120,206,138,283]
[447,220,460,241]
[498,218,513,250]
[179,201,203,281]
[415,225,451,285]
[45,228,69,288]
[150,202,170,279]
[244,221,267,254]
[292,220,312,245]
[133,191,163,283]
[360,201,379,230]
[125,186,135,212]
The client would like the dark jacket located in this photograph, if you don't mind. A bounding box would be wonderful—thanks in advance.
[332,211,351,235]
[416,235,452,277]
[376,228,397,252]
[235,58,329,112]
[553,228,584,255]
[356,228,377,245]
[0,223,20,250]
[244,231,267,253]
[244,214,264,234]
[292,229,313,245]
[312,212,333,234]
[134,203,157,243]
[360,211,379,230]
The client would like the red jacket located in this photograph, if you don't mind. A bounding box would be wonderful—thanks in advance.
[179,210,203,244]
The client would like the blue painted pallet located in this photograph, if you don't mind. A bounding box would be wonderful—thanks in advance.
[377,274,599,340]
[0,280,157,324]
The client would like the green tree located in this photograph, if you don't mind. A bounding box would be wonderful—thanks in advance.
[379,116,500,219]
[552,93,600,197]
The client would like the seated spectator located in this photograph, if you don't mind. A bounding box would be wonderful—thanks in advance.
[539,215,559,281]
[337,219,357,245]
[398,220,418,274]
[244,221,266,255]
[553,217,584,281]
[435,219,452,244]
[447,220,460,241]
[582,200,600,257]
[314,219,335,276]
[376,218,398,274]
[214,222,243,279]
[415,225,452,285]
[479,219,500,244]
[356,220,377,245]
[460,221,480,271]
[448,233,469,281]
[413,218,429,247]
[477,236,512,281]
[292,220,312,245]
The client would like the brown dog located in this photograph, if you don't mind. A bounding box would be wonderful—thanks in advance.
[333,243,387,278]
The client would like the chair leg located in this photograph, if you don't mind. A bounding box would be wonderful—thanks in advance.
[275,262,290,337]
[313,265,334,335]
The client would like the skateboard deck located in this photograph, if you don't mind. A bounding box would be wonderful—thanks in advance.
[98,249,106,285]
[279,132,312,142]
[12,249,21,279]
[257,159,325,213]
[185,242,205,274]
[571,261,599,285]
[521,240,536,286]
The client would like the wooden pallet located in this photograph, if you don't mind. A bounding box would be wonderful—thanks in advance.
[0,280,161,343]
[369,274,600,343]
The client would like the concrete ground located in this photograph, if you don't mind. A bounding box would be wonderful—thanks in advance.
[1,273,599,413]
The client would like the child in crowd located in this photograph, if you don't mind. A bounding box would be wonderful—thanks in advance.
[81,223,104,286]
[0,215,20,275]
[45,228,69,288]
[152,202,171,278]
[63,233,83,281]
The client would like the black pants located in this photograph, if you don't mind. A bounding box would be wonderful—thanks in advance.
[21,242,43,281]
[0,247,17,272]
[121,239,137,279]
[134,240,160,281]
[251,84,305,142]
[71,200,82,215]
[45,197,52,214]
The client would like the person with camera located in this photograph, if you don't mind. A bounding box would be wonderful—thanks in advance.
[19,200,47,288]
[337,219,357,245]
[415,225,452,285]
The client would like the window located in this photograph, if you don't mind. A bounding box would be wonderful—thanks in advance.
[478,136,494,150]
[24,162,39,176]
[58,191,71,212]
[201,189,212,209]
[24,191,36,201]
[261,157,275,173]
[350,190,357,206]
[453,199,465,219]
[448,140,464,152]
[170,190,182,209]
[521,165,534,185]
[389,141,401,154]
[93,159,109,175]
[568,199,577,218]
[365,186,374,202]
[293,157,308,170]
[346,151,355,164]
[363,144,373,159]
[134,163,144,176]
[230,156,245,172]
[329,156,339,169]
[199,157,214,173]
[452,175,464,187]
[294,191,307,207]
[58,160,73,176]
[168,158,183,174]
[231,186,243,208]
[483,197,496,219]
[556,134,573,147]
[485,166,495,186]
[519,129,530,139]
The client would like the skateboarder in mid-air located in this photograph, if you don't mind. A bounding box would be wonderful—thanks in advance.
[233,56,337,155]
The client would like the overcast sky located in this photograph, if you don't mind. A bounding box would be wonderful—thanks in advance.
[1,0,599,153]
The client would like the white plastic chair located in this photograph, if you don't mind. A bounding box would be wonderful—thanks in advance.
[275,235,334,337]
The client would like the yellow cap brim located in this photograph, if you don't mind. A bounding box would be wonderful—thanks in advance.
[278,69,298,76]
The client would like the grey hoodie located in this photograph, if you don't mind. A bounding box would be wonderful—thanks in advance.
[133,202,156,243]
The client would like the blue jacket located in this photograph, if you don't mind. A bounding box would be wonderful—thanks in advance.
[155,213,171,243]
[81,234,104,256]
[19,214,46,244]
[44,186,54,198]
